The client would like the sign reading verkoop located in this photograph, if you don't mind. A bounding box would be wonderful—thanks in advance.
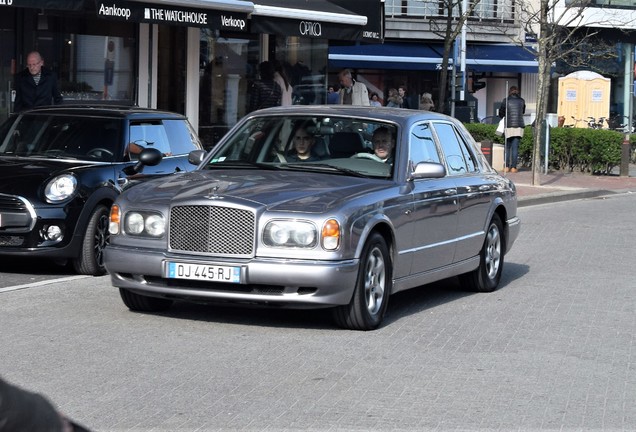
[96,1,248,31]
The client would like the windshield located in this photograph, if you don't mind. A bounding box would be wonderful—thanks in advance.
[205,116,396,179]
[0,113,122,162]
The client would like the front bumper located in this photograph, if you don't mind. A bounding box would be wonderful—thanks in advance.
[104,245,360,307]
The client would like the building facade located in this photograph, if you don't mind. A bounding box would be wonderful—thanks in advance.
[1,0,383,148]
[329,0,540,123]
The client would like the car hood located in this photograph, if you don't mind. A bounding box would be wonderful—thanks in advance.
[0,156,97,197]
[121,169,391,213]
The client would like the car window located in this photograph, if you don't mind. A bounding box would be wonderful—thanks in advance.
[163,119,202,155]
[432,122,477,175]
[0,114,121,161]
[206,116,394,179]
[409,122,441,167]
[128,123,171,160]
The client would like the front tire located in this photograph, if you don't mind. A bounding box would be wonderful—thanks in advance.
[460,214,504,292]
[119,288,173,312]
[333,233,391,331]
[73,204,110,276]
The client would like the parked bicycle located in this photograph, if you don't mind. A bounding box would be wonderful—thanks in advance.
[585,116,608,129]
[607,115,635,133]
[565,116,608,129]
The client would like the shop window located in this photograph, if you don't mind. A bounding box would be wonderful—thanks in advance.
[198,30,257,149]
[59,35,135,103]
[275,36,328,106]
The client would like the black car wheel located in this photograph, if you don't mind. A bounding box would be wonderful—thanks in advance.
[72,204,110,276]
[120,288,173,312]
[460,214,504,292]
[333,233,391,331]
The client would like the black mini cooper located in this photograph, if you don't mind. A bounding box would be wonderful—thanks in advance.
[0,105,203,275]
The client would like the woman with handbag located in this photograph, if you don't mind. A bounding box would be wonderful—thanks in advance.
[498,86,526,173]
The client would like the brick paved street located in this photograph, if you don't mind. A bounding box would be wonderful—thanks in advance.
[0,193,635,431]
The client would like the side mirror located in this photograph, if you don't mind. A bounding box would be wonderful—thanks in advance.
[123,147,163,175]
[188,149,207,165]
[410,161,446,180]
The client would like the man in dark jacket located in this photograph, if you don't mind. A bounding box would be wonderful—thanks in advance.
[248,61,282,113]
[14,51,63,112]
[498,86,525,173]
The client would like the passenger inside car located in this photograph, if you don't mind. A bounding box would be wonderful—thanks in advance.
[287,122,322,162]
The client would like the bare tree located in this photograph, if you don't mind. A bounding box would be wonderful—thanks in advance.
[428,0,482,114]
[517,0,634,185]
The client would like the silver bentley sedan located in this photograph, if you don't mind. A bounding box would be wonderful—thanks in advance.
[104,106,520,330]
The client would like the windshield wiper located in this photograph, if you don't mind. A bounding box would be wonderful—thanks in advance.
[28,153,78,160]
[283,162,371,178]
[204,160,282,170]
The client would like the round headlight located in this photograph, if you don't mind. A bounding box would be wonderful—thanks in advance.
[291,222,316,246]
[145,214,165,237]
[264,220,317,248]
[44,174,77,202]
[125,212,145,235]
[268,222,290,245]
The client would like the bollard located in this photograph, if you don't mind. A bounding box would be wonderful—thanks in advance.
[481,140,493,165]
[620,133,630,177]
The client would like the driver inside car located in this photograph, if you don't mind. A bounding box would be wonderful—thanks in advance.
[353,126,395,164]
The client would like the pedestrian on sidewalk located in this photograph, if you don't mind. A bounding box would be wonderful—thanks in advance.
[14,51,63,112]
[498,86,525,173]
[338,69,370,106]
[248,61,282,113]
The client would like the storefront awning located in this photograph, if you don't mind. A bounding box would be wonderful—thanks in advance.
[95,0,252,31]
[466,44,538,73]
[329,43,538,73]
[1,0,90,11]
[126,0,254,13]
[329,43,446,71]
[250,0,383,42]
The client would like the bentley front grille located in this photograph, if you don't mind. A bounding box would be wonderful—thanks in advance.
[169,205,255,257]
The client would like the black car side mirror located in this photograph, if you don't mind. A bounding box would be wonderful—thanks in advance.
[188,149,206,165]
[123,147,163,175]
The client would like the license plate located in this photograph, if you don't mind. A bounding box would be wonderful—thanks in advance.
[166,262,241,283]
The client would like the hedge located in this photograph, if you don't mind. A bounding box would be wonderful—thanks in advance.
[464,123,632,174]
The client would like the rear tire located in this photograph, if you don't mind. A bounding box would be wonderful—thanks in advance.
[333,233,391,331]
[73,204,110,276]
[460,214,504,292]
[119,288,173,312]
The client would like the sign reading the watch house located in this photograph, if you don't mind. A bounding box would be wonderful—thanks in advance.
[96,1,247,31]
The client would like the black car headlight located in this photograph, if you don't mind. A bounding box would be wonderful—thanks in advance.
[44,174,77,202]
[263,220,317,248]
[124,211,166,238]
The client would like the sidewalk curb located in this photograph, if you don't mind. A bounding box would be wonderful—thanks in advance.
[518,189,619,207]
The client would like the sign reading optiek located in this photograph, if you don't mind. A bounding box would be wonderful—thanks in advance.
[96,1,248,31]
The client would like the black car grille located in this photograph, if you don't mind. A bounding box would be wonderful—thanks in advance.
[0,194,29,212]
[0,193,34,233]
[0,235,25,246]
[169,205,255,257]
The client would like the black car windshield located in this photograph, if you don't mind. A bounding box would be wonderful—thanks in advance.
[0,114,121,162]
[204,116,396,179]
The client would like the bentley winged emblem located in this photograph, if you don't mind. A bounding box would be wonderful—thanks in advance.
[204,185,223,200]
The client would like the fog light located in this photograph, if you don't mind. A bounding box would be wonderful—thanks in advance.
[44,225,63,241]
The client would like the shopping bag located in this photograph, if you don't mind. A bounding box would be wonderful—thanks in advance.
[495,117,505,136]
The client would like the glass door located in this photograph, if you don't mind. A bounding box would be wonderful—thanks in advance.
[0,11,16,121]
